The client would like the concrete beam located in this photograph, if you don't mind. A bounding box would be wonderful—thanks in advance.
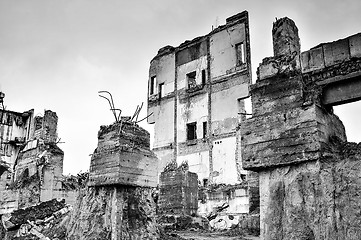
[322,74,361,106]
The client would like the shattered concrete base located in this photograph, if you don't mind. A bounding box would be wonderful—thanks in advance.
[259,138,361,239]
[66,185,159,240]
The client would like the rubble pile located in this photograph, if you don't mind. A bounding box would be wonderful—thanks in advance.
[158,214,209,231]
[0,199,71,240]
[61,172,89,190]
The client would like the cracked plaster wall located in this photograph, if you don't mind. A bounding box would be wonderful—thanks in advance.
[147,12,251,189]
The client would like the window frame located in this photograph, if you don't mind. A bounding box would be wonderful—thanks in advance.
[158,82,164,98]
[201,69,206,86]
[235,42,246,66]
[186,71,197,89]
[202,121,207,138]
[150,76,156,95]
[186,122,197,141]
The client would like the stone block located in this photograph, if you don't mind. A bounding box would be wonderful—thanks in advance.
[349,33,361,58]
[159,170,198,215]
[323,38,350,67]
[250,76,303,115]
[242,71,346,170]
[89,121,158,188]
[301,47,325,73]
[242,103,346,170]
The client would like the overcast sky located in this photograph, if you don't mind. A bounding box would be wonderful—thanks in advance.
[0,0,360,174]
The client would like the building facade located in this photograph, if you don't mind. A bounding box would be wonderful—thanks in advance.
[147,11,252,214]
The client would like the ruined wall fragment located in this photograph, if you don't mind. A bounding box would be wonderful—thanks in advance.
[0,108,77,215]
[33,110,58,144]
[67,120,159,239]
[241,16,361,239]
[148,11,251,192]
[159,167,198,215]
[272,17,300,57]
[13,140,64,209]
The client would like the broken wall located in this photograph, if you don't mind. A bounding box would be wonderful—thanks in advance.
[34,110,58,143]
[14,142,64,209]
[210,19,248,79]
[159,169,198,215]
[148,11,251,188]
[0,109,33,173]
[0,108,77,215]
[241,16,361,239]
[148,48,176,171]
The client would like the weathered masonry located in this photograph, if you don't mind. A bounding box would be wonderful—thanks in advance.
[68,119,159,239]
[0,95,76,214]
[147,11,251,192]
[89,119,158,187]
[159,166,198,216]
[242,17,361,239]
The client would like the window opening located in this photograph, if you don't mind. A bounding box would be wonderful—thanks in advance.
[240,174,247,181]
[236,42,245,66]
[187,122,197,140]
[237,98,245,114]
[159,83,164,98]
[201,69,206,85]
[203,178,209,187]
[202,121,207,138]
[150,76,156,95]
[187,71,197,89]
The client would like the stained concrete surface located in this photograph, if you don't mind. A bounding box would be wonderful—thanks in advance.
[171,230,259,240]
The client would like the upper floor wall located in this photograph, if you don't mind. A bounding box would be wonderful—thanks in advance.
[147,11,251,125]
[210,20,248,80]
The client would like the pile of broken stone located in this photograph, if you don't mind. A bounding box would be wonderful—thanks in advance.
[1,199,71,240]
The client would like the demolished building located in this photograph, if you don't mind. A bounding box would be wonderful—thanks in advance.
[241,17,361,239]
[0,94,77,214]
[0,101,160,239]
[147,11,252,216]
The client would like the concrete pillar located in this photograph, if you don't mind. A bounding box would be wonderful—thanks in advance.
[272,17,300,57]
[67,120,159,240]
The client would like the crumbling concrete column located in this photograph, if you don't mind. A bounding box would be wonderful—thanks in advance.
[241,17,361,239]
[273,17,300,57]
[257,17,301,81]
[66,120,159,240]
